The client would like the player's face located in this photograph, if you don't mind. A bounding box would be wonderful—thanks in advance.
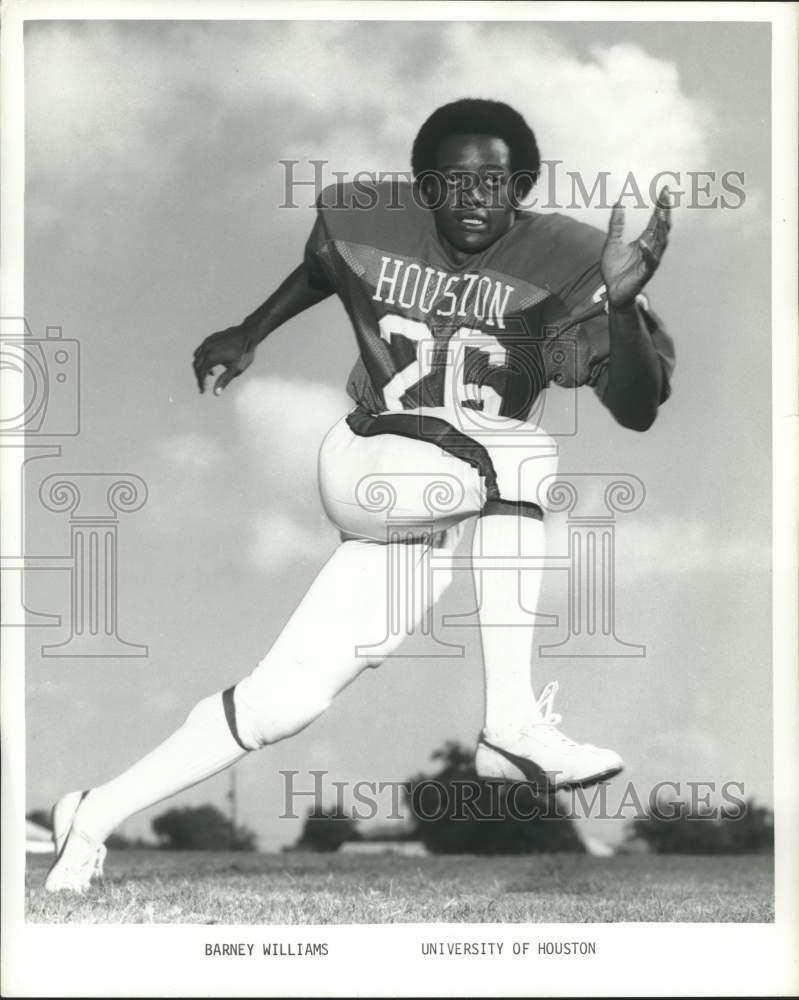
[425,134,517,259]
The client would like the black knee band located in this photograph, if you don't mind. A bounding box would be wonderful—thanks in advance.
[222,686,249,751]
[481,498,544,521]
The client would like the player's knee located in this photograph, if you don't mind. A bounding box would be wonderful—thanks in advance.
[231,672,336,749]
[248,700,334,749]
[235,687,333,750]
[231,646,365,749]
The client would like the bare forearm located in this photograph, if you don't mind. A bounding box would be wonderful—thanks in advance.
[193,262,334,395]
[603,302,663,431]
[242,262,334,347]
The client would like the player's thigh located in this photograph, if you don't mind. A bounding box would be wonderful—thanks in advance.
[318,414,484,541]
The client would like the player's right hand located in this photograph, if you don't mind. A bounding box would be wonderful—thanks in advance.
[192,325,256,396]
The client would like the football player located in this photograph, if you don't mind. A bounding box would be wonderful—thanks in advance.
[46,99,674,891]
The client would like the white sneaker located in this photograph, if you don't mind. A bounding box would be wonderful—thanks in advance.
[476,681,624,792]
[44,790,106,893]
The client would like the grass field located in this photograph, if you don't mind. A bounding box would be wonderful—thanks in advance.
[26,849,773,924]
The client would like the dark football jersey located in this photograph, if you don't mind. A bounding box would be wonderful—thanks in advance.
[304,181,674,419]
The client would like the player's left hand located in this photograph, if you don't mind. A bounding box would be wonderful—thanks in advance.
[192,325,256,396]
[600,186,672,308]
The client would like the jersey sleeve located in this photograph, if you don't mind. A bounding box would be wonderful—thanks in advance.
[302,180,418,294]
[302,203,336,292]
[546,213,608,310]
[531,214,674,405]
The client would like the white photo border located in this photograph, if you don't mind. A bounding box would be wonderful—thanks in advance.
[1,1,796,996]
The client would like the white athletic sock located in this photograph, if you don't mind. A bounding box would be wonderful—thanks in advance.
[74,692,248,844]
[476,513,547,735]
[72,536,455,844]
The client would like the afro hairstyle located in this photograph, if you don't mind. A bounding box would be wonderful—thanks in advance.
[411,98,541,199]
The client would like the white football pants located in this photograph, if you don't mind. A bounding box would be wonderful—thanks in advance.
[230,408,558,749]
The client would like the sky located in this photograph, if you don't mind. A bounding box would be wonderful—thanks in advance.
[21,17,773,850]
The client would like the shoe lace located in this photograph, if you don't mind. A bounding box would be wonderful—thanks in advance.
[523,681,579,748]
[535,681,563,726]
[66,827,107,877]
[535,680,562,726]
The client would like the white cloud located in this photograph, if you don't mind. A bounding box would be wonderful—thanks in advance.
[26,21,716,230]
[250,509,337,576]
[234,374,347,574]
[145,431,225,533]
[234,373,349,506]
[430,30,711,221]
[145,415,342,567]
[155,432,223,472]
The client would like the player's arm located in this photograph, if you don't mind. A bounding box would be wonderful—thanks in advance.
[193,261,334,395]
[599,188,672,431]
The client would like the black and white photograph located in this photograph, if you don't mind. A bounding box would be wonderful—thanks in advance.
[1,1,797,996]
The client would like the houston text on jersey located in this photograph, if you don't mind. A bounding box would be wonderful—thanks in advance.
[372,256,514,330]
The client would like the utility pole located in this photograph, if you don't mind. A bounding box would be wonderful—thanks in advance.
[227,769,238,849]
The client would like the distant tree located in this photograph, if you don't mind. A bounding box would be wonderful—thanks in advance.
[152,804,257,851]
[291,807,361,852]
[106,831,153,850]
[26,809,52,831]
[405,740,585,855]
[629,798,774,854]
